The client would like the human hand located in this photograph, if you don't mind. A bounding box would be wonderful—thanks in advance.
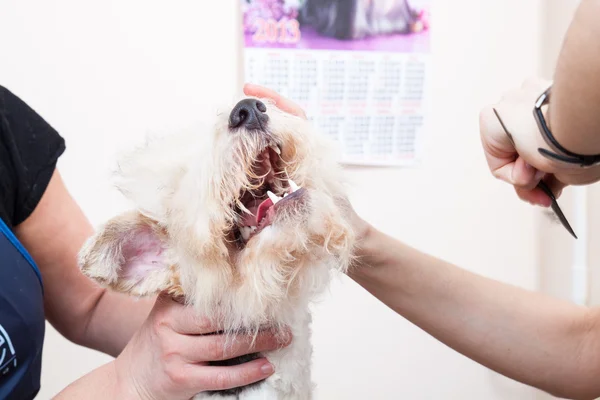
[480,77,600,207]
[243,83,372,242]
[113,292,290,400]
[479,78,568,206]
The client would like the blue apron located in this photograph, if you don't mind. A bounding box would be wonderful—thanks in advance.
[0,217,45,400]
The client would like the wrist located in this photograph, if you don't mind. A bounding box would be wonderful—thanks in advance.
[350,223,392,275]
[52,360,124,399]
[108,361,133,400]
[534,104,558,166]
[112,364,136,400]
[534,98,600,185]
[113,342,153,400]
[535,85,600,170]
[348,226,419,307]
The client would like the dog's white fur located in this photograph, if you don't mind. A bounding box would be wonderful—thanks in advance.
[78,96,356,399]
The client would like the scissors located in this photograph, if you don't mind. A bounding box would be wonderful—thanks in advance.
[492,108,577,239]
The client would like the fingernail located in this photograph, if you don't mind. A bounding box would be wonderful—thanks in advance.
[261,362,274,375]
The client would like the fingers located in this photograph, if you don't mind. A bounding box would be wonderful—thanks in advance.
[180,329,292,363]
[480,100,549,190]
[480,93,563,208]
[513,174,566,208]
[479,106,525,187]
[194,357,275,392]
[511,156,545,190]
[168,357,275,395]
[515,186,552,208]
[153,293,219,335]
[479,106,518,168]
[542,174,567,199]
[243,83,307,119]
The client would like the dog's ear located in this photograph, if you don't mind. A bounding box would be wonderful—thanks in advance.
[78,210,178,297]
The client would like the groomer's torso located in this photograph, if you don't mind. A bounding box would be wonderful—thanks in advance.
[0,85,66,399]
[0,215,45,400]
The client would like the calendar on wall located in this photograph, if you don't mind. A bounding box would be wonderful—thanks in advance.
[241,0,432,166]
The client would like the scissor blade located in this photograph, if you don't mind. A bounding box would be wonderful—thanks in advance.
[550,201,578,239]
[537,181,578,239]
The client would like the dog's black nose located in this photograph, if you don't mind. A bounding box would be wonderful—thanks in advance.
[228,99,269,131]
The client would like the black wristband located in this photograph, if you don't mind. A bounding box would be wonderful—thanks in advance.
[534,86,600,167]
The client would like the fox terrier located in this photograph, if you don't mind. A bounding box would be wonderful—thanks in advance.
[78,95,357,399]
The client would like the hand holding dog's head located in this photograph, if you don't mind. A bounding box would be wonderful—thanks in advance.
[78,95,355,330]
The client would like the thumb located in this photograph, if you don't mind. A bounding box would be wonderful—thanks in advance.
[510,156,545,190]
[488,154,544,190]
[479,106,544,189]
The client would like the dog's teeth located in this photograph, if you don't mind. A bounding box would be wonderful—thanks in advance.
[240,226,252,241]
[289,179,300,192]
[267,190,281,204]
[284,193,288,197]
[250,226,257,232]
[271,146,281,155]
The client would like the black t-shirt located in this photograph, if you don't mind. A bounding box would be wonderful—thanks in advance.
[0,86,66,229]
[0,85,66,399]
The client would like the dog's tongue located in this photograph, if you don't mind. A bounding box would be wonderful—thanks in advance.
[256,198,274,225]
[241,198,273,226]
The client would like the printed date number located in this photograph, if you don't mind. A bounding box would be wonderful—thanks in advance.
[253,18,301,44]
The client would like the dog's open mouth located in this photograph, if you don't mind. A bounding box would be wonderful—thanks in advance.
[234,145,305,245]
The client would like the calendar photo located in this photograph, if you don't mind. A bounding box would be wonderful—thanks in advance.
[241,0,432,166]
[242,0,430,52]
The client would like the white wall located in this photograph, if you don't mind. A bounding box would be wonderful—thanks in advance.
[0,0,573,399]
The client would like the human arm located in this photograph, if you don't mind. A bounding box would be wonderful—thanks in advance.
[1,83,154,356]
[479,0,600,206]
[349,224,600,400]
[550,0,600,155]
[14,168,155,356]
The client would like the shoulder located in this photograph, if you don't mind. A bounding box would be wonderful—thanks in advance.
[0,85,64,142]
[0,85,66,227]
[0,84,34,115]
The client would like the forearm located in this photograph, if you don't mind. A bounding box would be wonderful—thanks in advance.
[350,226,600,399]
[80,290,155,357]
[16,170,154,357]
[550,0,600,155]
[52,360,136,400]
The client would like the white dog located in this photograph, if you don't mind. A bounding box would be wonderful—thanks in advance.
[77,95,357,399]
